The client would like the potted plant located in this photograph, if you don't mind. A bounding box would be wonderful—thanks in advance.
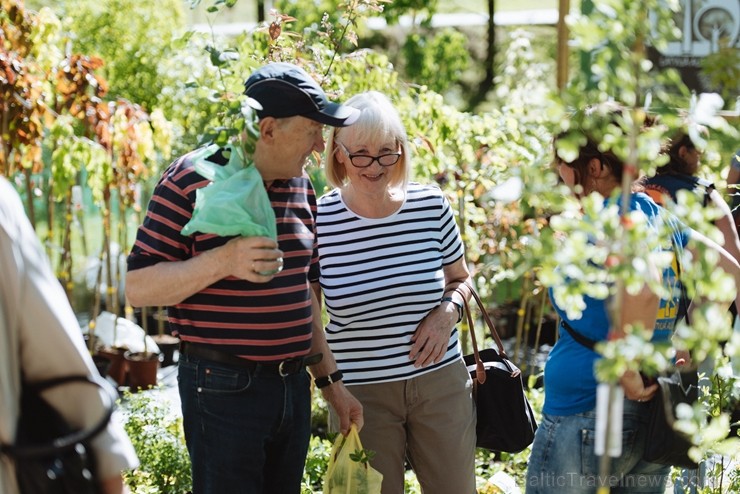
[123,316,160,392]
[149,306,179,367]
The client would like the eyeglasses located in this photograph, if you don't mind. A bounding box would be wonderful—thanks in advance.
[337,142,402,168]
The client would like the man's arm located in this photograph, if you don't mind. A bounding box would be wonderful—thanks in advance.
[125,236,283,307]
[308,283,363,435]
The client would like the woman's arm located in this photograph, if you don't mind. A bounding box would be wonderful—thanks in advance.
[708,188,740,263]
[409,256,472,367]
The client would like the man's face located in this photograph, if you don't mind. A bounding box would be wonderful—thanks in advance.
[269,116,326,180]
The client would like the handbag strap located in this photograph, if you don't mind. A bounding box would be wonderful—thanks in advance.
[0,375,116,459]
[560,319,598,351]
[458,282,510,385]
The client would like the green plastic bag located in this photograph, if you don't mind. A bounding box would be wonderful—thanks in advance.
[323,424,383,494]
[181,143,277,239]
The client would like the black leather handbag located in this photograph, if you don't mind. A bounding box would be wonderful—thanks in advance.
[0,375,115,494]
[642,370,699,469]
[461,286,538,453]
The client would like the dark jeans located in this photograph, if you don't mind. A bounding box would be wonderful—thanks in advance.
[178,352,312,494]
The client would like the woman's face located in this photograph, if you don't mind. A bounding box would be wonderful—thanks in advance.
[679,145,701,175]
[557,160,578,191]
[335,137,401,193]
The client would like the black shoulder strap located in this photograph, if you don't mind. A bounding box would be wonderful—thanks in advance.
[672,238,691,326]
[560,319,598,351]
[0,375,115,458]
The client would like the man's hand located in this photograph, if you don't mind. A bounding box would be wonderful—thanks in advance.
[320,383,363,436]
[223,236,283,282]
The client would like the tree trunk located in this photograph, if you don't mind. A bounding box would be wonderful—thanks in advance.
[467,0,495,111]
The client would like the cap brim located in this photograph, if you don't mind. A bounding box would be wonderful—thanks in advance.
[305,103,360,127]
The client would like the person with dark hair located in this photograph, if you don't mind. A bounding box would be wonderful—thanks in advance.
[313,91,477,494]
[644,134,740,493]
[0,176,138,494]
[525,105,740,494]
[645,131,740,264]
[125,62,363,494]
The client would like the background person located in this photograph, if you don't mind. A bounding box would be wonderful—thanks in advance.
[725,149,740,233]
[125,62,362,494]
[311,91,477,494]
[644,133,740,493]
[644,131,740,265]
[0,176,138,494]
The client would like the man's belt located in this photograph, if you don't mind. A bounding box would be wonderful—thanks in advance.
[179,341,322,376]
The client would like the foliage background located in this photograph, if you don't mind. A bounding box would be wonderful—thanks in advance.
[5,0,740,491]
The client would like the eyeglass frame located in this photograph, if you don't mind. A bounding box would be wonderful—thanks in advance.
[336,141,402,168]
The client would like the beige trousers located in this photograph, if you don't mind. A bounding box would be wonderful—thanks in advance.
[331,359,477,494]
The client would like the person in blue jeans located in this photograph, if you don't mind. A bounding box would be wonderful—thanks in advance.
[526,104,740,494]
[126,63,363,494]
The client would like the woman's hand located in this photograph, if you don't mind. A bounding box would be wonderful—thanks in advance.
[620,369,658,402]
[409,303,457,368]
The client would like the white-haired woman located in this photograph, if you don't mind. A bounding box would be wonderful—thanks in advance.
[310,91,477,494]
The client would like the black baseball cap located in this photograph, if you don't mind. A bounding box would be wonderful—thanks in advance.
[244,62,360,127]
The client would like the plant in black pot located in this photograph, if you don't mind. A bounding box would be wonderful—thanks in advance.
[148,306,179,367]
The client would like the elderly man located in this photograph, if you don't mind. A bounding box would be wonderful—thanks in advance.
[126,62,362,494]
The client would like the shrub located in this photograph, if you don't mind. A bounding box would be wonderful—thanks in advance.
[120,390,192,494]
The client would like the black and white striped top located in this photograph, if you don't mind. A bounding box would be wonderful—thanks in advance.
[312,183,465,385]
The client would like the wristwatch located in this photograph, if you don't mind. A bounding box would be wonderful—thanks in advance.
[315,370,343,389]
[441,296,464,323]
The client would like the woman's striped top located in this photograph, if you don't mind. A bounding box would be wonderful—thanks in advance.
[311,183,465,385]
[126,149,319,361]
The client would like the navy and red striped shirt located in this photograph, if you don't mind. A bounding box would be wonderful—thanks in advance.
[126,149,319,361]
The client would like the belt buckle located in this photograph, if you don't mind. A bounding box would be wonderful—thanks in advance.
[279,359,300,377]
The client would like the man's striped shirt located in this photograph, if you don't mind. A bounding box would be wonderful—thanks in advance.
[127,149,318,361]
[311,183,465,385]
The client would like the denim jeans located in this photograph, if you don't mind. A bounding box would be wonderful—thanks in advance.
[525,400,670,494]
[178,352,312,494]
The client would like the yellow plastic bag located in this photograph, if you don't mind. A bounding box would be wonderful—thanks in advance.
[181,143,277,240]
[323,424,383,494]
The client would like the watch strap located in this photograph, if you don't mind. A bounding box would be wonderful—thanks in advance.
[315,369,343,389]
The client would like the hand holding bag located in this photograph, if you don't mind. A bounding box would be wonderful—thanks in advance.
[460,284,538,453]
[0,375,115,494]
[323,424,383,494]
[561,317,701,469]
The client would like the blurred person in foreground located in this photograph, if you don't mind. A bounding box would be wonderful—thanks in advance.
[0,176,138,494]
[125,62,363,494]
[311,91,477,494]
[525,104,740,494]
